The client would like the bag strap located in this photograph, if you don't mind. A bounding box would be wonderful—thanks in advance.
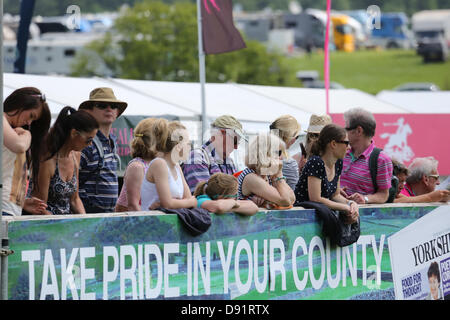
[368,147,382,192]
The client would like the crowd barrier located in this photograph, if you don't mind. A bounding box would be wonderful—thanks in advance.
[1,203,447,300]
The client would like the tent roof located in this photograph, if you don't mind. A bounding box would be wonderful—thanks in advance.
[4,73,409,132]
[376,90,450,113]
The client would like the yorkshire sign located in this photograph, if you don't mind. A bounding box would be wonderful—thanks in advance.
[4,205,441,300]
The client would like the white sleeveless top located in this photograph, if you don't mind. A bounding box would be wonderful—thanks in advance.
[140,158,184,211]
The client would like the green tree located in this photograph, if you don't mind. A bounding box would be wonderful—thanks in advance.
[71,0,294,86]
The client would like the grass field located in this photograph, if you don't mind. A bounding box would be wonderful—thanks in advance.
[285,49,450,94]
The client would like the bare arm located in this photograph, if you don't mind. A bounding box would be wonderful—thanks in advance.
[148,159,197,209]
[243,173,295,207]
[201,199,258,216]
[31,157,54,215]
[394,190,449,203]
[70,152,85,214]
[124,161,146,211]
[3,116,31,153]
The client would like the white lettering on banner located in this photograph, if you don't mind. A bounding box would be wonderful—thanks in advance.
[309,236,325,290]
[193,242,210,295]
[41,249,59,300]
[342,244,358,287]
[217,240,234,294]
[326,239,341,289]
[19,234,386,300]
[80,247,96,300]
[21,250,40,300]
[292,237,308,290]
[120,245,137,300]
[60,248,79,300]
[144,244,163,299]
[269,239,286,291]
[164,243,180,298]
[254,239,268,293]
[235,239,253,294]
[103,246,119,300]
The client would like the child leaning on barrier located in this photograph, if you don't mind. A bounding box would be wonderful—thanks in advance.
[194,173,258,216]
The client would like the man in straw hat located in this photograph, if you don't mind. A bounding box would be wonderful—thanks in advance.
[183,115,246,193]
[78,87,128,213]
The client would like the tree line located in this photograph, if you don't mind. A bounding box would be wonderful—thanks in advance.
[4,0,449,17]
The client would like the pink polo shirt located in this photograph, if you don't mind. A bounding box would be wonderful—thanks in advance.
[400,182,415,197]
[340,142,393,196]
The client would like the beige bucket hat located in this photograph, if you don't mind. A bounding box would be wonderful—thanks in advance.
[305,114,332,133]
[79,87,128,117]
[211,115,247,141]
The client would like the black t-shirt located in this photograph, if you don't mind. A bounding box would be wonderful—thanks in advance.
[295,155,343,204]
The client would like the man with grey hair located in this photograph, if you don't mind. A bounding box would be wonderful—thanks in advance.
[183,115,246,193]
[395,156,449,203]
[340,108,394,204]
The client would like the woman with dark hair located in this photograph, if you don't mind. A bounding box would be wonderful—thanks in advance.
[2,87,51,216]
[30,106,99,215]
[294,124,359,224]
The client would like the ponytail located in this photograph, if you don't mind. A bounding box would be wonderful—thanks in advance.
[194,181,208,197]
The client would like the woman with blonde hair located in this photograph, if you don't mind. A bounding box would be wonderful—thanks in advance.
[237,133,295,209]
[115,118,158,212]
[270,115,302,191]
[141,119,197,210]
[194,173,258,215]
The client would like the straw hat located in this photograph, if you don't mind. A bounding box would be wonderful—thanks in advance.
[211,115,246,141]
[79,87,128,117]
[305,114,332,133]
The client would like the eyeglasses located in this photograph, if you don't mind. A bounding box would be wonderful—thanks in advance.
[31,93,46,102]
[428,174,440,180]
[94,102,120,110]
[336,140,350,146]
[307,133,319,139]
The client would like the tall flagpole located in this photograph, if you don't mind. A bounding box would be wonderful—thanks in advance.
[0,0,4,300]
[197,0,207,143]
[324,0,331,115]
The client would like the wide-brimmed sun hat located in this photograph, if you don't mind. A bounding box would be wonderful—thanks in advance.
[305,114,332,134]
[79,87,128,117]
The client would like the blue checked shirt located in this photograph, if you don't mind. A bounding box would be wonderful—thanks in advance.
[79,131,119,213]
[182,140,237,194]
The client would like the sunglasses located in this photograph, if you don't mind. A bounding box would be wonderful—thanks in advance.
[31,93,46,102]
[336,140,350,146]
[94,102,120,110]
[428,174,440,180]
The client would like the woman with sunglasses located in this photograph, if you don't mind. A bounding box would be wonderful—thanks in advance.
[237,133,295,209]
[194,173,258,215]
[270,115,302,191]
[29,107,99,215]
[294,124,359,224]
[2,87,51,216]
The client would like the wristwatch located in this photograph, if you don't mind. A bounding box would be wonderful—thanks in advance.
[364,196,369,204]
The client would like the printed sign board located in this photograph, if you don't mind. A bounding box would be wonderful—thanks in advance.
[6,205,439,300]
[388,206,450,300]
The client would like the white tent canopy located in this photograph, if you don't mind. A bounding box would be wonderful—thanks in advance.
[377,90,450,113]
[4,72,408,141]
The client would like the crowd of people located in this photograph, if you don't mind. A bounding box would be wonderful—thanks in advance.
[2,86,449,220]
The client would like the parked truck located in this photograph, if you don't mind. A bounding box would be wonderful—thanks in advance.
[331,14,355,52]
[369,12,415,49]
[412,10,450,62]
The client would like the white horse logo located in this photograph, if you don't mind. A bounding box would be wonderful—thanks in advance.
[380,118,414,162]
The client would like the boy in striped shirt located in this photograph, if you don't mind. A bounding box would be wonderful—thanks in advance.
[340,108,393,204]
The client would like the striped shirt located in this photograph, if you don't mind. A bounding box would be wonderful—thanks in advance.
[79,131,119,213]
[340,142,393,196]
[182,140,237,193]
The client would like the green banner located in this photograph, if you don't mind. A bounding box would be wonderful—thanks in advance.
[6,205,439,300]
